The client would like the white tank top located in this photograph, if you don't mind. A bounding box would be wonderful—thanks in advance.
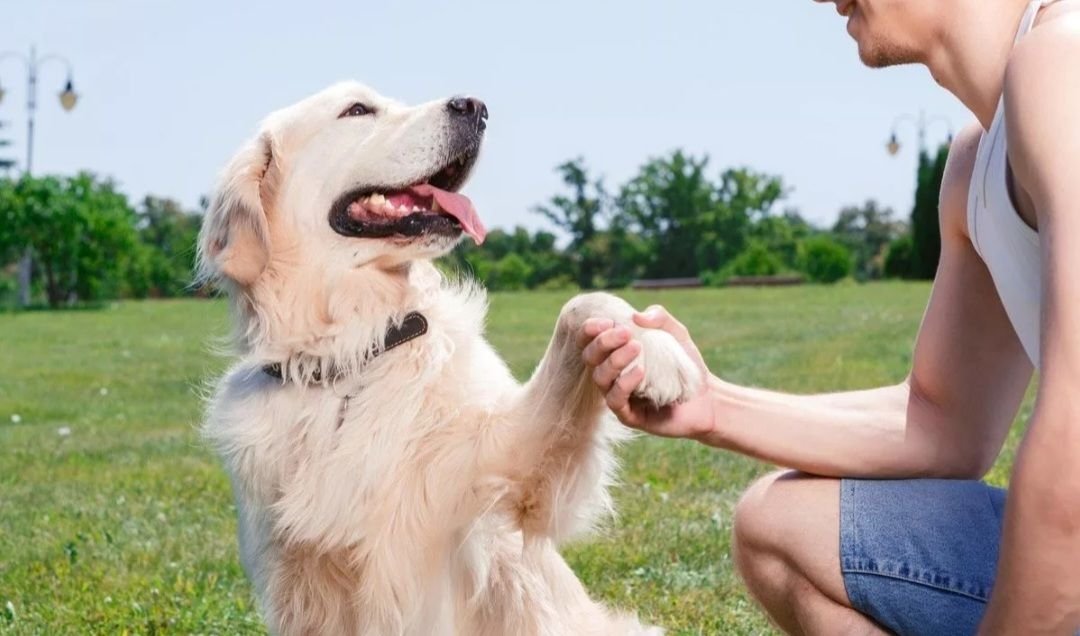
[967,0,1057,368]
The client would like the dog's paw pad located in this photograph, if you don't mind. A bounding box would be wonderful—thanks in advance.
[626,328,701,408]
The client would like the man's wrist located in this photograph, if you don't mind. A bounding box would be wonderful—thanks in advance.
[691,374,731,447]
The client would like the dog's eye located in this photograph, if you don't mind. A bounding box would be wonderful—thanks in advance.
[340,102,374,118]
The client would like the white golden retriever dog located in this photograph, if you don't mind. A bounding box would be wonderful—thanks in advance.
[198,82,700,636]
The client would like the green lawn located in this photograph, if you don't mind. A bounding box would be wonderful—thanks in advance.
[0,283,1031,635]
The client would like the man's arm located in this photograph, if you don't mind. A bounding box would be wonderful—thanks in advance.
[581,123,1033,479]
[979,21,1080,634]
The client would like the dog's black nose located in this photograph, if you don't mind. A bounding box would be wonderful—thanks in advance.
[447,96,488,131]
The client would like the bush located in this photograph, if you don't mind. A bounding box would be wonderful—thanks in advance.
[703,241,786,287]
[884,235,915,279]
[488,253,532,291]
[536,275,579,292]
[797,236,853,284]
[728,241,784,277]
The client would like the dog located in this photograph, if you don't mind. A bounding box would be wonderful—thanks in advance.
[198,82,701,636]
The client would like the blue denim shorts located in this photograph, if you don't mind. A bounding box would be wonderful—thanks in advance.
[840,478,1007,636]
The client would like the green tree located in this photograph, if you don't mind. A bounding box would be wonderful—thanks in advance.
[751,209,813,270]
[533,159,608,289]
[797,235,854,284]
[910,144,949,279]
[130,196,203,297]
[710,240,785,285]
[618,151,787,278]
[832,200,907,280]
[445,226,572,290]
[884,234,916,279]
[618,151,714,278]
[0,173,139,307]
[489,253,532,291]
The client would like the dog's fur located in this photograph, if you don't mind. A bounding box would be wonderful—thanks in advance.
[199,82,701,636]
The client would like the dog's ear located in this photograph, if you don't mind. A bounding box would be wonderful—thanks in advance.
[198,133,278,286]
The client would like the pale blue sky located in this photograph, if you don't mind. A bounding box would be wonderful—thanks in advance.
[2,0,973,232]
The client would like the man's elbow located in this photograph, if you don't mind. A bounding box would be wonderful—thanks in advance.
[931,442,1000,480]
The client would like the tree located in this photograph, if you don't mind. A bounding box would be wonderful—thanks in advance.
[884,235,916,279]
[489,253,532,291]
[0,173,139,307]
[797,235,854,284]
[444,226,574,291]
[831,200,907,280]
[617,151,714,278]
[0,177,20,266]
[130,196,203,297]
[751,208,813,270]
[618,151,787,278]
[533,159,608,289]
[910,144,949,279]
[727,241,785,277]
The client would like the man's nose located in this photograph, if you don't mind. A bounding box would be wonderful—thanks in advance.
[446,97,488,132]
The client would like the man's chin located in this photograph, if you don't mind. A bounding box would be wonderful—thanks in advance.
[857,39,919,69]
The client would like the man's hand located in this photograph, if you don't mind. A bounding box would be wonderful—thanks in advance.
[578,305,716,440]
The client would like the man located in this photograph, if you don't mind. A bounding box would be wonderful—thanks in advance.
[578,0,1080,633]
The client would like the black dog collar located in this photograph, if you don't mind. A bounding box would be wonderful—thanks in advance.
[263,312,429,383]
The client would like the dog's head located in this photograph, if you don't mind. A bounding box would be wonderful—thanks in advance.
[198,81,488,289]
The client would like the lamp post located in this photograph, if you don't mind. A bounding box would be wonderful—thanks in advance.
[885,110,953,157]
[0,46,79,307]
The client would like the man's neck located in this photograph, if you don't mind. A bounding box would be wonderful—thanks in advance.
[922,0,1032,129]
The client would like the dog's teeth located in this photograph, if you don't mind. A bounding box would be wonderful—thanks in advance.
[431,200,442,213]
[412,205,421,212]
[382,200,396,215]
[369,193,386,207]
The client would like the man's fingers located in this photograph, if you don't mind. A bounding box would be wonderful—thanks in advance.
[606,364,645,411]
[591,341,642,392]
[633,305,691,345]
[581,326,631,367]
[577,317,616,349]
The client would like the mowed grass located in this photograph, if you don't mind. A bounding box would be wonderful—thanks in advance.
[0,283,1031,635]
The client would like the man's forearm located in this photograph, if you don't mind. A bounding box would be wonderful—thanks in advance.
[696,376,983,479]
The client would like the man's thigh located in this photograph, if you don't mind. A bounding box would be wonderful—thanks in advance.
[841,478,1006,636]
[736,471,851,609]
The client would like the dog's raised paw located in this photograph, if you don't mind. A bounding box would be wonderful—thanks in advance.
[626,328,702,408]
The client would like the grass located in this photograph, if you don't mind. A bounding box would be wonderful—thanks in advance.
[0,283,1032,635]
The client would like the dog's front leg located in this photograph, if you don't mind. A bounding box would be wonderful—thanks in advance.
[481,292,701,542]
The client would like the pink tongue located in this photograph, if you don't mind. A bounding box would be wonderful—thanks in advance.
[408,184,487,245]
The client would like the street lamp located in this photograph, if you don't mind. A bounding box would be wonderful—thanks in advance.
[59,79,79,112]
[0,45,79,307]
[886,110,953,157]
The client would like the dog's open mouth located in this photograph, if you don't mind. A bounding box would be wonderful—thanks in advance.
[329,153,487,245]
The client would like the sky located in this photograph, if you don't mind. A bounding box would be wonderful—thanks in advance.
[1,0,974,234]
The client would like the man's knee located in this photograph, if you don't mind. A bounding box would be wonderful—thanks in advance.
[732,471,839,584]
[732,471,795,580]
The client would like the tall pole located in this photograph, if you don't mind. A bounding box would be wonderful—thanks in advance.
[15,47,37,306]
[26,46,36,174]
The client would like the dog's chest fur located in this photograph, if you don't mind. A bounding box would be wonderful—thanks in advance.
[204,282,528,625]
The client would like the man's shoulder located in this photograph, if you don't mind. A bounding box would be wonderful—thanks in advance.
[1007,10,1080,85]
[938,122,984,239]
[1004,10,1080,206]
